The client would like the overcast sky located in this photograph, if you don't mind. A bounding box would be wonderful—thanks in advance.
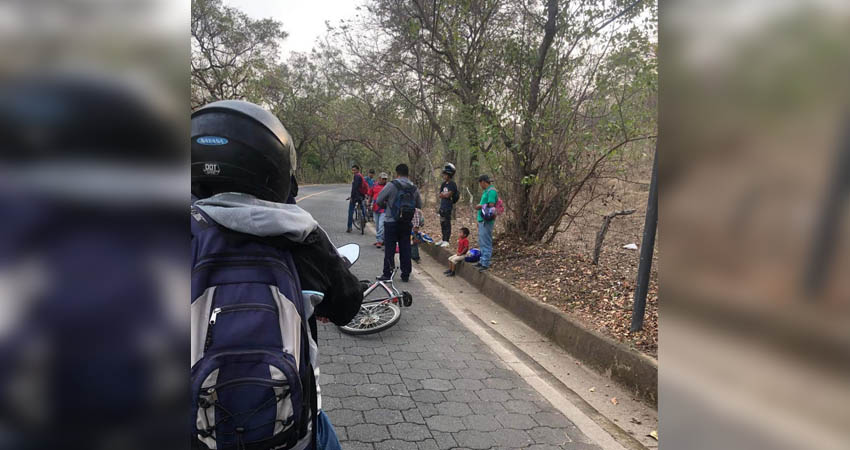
[222,0,362,59]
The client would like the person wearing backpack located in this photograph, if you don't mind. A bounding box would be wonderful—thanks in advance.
[474,174,499,271]
[437,163,460,247]
[375,163,422,282]
[191,100,363,450]
[346,164,369,232]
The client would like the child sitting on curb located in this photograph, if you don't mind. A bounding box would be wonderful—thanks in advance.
[444,227,470,277]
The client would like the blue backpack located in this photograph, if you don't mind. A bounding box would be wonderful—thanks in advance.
[390,180,416,223]
[191,205,315,450]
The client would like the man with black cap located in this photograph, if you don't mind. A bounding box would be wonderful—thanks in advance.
[474,174,499,271]
[437,163,459,247]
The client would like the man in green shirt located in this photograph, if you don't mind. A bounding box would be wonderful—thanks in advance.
[474,174,498,271]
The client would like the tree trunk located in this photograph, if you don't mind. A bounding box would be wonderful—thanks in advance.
[592,209,636,265]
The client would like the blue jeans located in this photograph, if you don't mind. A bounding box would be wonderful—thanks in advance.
[375,211,385,243]
[477,220,494,267]
[383,221,413,278]
[347,199,366,230]
[317,410,342,450]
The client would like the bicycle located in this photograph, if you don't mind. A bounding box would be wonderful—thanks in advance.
[338,268,413,335]
[352,199,366,235]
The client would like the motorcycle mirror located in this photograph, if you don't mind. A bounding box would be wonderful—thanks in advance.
[337,243,360,267]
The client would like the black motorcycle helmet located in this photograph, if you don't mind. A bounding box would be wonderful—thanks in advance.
[191,100,296,203]
[442,162,457,177]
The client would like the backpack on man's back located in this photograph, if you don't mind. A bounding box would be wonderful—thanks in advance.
[191,205,315,450]
[391,180,416,223]
[358,175,369,197]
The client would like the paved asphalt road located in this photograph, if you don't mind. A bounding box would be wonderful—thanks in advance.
[297,184,603,450]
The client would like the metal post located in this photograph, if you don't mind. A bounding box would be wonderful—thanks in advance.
[631,148,658,332]
[803,114,850,297]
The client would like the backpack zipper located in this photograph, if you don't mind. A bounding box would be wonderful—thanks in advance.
[205,303,277,350]
[192,259,293,275]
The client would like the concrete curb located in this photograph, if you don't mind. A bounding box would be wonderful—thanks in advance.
[421,242,658,407]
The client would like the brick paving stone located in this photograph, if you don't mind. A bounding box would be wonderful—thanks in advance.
[427,368,461,380]
[465,359,496,369]
[332,354,363,364]
[348,346,377,356]
[369,373,403,385]
[364,354,394,365]
[347,423,391,443]
[364,408,404,425]
[533,411,572,428]
[416,439,440,450]
[441,389,479,403]
[495,412,538,430]
[488,428,535,447]
[341,441,374,450]
[409,360,441,370]
[341,396,380,411]
[467,400,507,415]
[326,408,363,427]
[334,372,366,386]
[437,360,468,370]
[410,389,446,404]
[421,379,454,392]
[430,431,457,450]
[399,368,431,380]
[451,379,485,391]
[375,440,418,450]
[504,399,542,414]
[529,426,573,445]
[476,388,512,402]
[457,368,490,380]
[483,377,518,390]
[435,401,472,417]
[424,415,466,433]
[402,408,426,424]
[351,362,383,374]
[452,430,495,449]
[321,363,349,375]
[377,395,417,411]
[389,423,433,442]
[416,404,439,418]
[356,383,393,398]
[510,387,541,401]
[321,383,356,397]
[462,414,502,432]
[389,383,410,397]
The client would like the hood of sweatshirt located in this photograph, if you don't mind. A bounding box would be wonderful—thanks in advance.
[193,192,318,243]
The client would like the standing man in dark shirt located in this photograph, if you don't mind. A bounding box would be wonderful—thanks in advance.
[376,164,422,282]
[347,164,367,232]
[437,163,459,247]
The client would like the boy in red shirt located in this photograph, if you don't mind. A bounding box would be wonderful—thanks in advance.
[444,227,470,277]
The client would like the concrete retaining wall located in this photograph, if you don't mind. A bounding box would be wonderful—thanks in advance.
[422,243,658,407]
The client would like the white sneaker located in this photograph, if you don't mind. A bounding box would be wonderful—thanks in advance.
[440,241,450,248]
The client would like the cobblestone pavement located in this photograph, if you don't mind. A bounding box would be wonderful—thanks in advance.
[299,185,603,450]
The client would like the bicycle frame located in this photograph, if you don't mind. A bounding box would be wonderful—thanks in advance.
[362,269,402,305]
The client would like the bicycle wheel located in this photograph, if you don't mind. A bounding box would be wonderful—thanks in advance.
[359,207,366,234]
[353,206,362,231]
[338,302,401,335]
